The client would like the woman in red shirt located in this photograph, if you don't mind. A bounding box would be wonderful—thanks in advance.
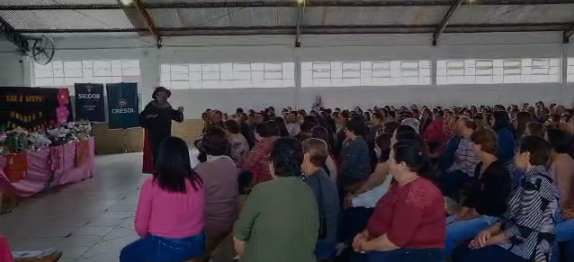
[352,139,446,262]
[242,121,280,184]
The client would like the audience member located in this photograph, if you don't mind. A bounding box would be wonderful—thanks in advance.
[352,139,445,262]
[452,136,559,262]
[195,130,239,261]
[441,117,480,200]
[242,121,280,184]
[233,137,319,262]
[490,111,515,163]
[286,111,301,137]
[312,126,338,181]
[524,121,547,138]
[339,117,371,189]
[224,120,249,168]
[445,128,512,256]
[121,137,205,262]
[301,138,341,261]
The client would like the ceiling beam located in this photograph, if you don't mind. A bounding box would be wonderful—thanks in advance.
[295,1,307,47]
[1,0,574,10]
[0,16,29,52]
[132,0,162,48]
[16,23,571,35]
[433,0,464,46]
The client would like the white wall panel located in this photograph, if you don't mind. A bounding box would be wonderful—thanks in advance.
[0,31,573,118]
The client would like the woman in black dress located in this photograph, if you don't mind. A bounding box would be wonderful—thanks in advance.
[139,87,184,172]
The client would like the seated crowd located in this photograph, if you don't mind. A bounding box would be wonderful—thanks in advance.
[122,102,574,262]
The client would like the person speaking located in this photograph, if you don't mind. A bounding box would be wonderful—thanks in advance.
[139,86,184,173]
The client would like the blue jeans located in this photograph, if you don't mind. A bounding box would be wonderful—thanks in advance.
[367,248,444,262]
[445,215,499,255]
[315,241,336,260]
[452,244,527,262]
[120,233,206,262]
[552,214,574,262]
[440,170,474,200]
[338,207,374,242]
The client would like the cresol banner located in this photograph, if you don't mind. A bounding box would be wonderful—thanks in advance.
[74,83,105,122]
[106,83,139,130]
[0,87,72,131]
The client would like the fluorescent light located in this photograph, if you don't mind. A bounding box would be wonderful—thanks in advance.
[120,0,133,5]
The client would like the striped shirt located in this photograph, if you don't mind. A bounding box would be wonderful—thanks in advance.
[499,165,559,261]
[243,136,279,184]
[235,177,319,262]
[448,138,480,177]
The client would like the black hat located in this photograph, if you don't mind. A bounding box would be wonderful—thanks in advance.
[152,86,171,100]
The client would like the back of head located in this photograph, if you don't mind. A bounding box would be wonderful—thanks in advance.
[470,128,498,155]
[345,116,366,136]
[311,126,330,144]
[401,118,420,133]
[155,136,202,193]
[546,128,573,155]
[395,125,418,140]
[517,135,552,166]
[392,139,434,180]
[300,119,316,132]
[202,130,229,156]
[224,119,241,134]
[382,121,400,135]
[274,116,289,137]
[205,125,226,137]
[302,138,329,167]
[270,137,303,177]
[375,133,392,162]
[304,115,319,127]
[526,122,546,138]
[492,110,511,130]
[256,120,280,137]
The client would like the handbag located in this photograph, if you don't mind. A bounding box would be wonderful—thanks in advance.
[316,176,328,240]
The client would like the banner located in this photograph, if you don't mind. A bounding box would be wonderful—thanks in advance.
[74,83,105,122]
[106,83,139,130]
[0,87,72,132]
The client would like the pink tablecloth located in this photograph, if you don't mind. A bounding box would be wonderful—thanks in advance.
[0,236,14,262]
[0,138,95,197]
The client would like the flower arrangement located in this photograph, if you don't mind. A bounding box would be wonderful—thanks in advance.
[1,128,33,154]
[0,121,92,155]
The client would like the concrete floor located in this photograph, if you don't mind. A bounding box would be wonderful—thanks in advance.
[0,152,235,262]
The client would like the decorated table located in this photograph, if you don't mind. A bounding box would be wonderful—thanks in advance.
[0,122,95,213]
[0,137,94,197]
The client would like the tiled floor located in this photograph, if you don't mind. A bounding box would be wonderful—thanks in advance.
[0,153,234,262]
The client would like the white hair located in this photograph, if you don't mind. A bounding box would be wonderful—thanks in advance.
[401,118,420,134]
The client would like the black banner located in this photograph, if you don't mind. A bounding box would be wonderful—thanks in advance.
[0,87,72,132]
[74,83,105,122]
[106,83,139,130]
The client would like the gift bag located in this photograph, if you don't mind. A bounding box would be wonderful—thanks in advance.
[75,140,90,167]
[4,154,28,182]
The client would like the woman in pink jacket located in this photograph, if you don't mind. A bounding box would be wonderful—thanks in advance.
[120,136,205,262]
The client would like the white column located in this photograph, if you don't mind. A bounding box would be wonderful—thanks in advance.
[430,57,439,107]
[294,48,302,110]
[561,44,569,105]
